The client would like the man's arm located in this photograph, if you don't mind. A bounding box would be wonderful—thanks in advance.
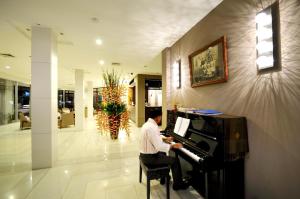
[159,134,182,149]
[160,134,183,149]
[148,129,172,153]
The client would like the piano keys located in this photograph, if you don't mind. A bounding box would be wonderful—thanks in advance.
[170,141,203,162]
[163,110,249,199]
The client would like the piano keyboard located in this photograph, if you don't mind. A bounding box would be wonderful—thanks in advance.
[171,142,203,162]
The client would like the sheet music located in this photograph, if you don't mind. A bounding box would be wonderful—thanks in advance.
[179,118,190,137]
[173,117,190,137]
[174,117,183,134]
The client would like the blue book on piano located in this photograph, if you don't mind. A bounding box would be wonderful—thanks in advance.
[192,109,223,115]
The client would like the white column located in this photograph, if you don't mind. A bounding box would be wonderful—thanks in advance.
[14,82,18,121]
[86,81,94,119]
[31,26,57,169]
[162,48,171,129]
[75,69,84,130]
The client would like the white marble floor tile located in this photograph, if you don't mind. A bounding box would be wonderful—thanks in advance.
[106,185,138,199]
[0,118,203,199]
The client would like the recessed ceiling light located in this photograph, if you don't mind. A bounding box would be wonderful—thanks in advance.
[96,39,102,45]
[99,60,105,65]
[9,195,15,199]
[5,65,11,69]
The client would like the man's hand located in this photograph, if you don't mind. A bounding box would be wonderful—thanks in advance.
[162,136,174,144]
[165,136,174,143]
[171,143,183,149]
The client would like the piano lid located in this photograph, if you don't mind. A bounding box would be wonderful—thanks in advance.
[188,115,221,139]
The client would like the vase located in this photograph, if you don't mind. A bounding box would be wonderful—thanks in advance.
[108,115,121,140]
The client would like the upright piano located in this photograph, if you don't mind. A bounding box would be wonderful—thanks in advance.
[163,110,249,199]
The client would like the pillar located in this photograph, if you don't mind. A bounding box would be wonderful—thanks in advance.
[14,82,18,121]
[135,74,145,127]
[31,26,57,169]
[75,69,84,130]
[162,47,171,129]
[86,81,94,119]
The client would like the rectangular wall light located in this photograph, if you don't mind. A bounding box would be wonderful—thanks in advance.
[173,59,181,89]
[256,1,281,72]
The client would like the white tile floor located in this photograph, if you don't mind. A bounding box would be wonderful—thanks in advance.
[0,119,203,199]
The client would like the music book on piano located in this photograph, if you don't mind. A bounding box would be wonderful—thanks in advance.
[192,109,223,115]
[174,117,190,137]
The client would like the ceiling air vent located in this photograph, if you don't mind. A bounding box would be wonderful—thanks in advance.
[112,62,121,66]
[0,53,15,58]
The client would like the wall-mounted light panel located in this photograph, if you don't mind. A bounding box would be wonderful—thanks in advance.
[256,1,281,72]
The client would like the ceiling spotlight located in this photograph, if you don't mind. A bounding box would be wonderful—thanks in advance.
[5,65,11,69]
[99,60,105,65]
[96,39,102,45]
[9,195,15,199]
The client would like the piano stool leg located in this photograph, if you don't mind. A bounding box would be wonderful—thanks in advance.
[205,172,209,199]
[166,176,170,199]
[139,165,142,183]
[147,177,150,199]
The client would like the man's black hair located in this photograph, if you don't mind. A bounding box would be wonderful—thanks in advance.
[149,109,162,119]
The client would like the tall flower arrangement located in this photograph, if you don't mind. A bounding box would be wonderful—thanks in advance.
[97,70,130,139]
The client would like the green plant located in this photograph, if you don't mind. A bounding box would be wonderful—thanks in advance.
[101,102,126,116]
[102,69,120,88]
[97,69,130,140]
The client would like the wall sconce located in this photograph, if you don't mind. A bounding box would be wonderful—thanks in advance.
[256,1,281,72]
[173,59,181,89]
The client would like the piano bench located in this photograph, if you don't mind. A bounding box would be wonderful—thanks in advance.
[139,156,170,199]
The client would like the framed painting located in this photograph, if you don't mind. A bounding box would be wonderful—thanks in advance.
[188,36,228,87]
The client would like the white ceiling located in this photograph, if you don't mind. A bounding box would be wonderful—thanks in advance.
[0,0,222,88]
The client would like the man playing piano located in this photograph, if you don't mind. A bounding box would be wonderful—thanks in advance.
[140,109,190,190]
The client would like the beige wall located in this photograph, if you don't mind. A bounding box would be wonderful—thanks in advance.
[163,0,300,198]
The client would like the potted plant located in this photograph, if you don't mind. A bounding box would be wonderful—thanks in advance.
[97,70,130,139]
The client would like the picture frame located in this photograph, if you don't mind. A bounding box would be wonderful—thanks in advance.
[188,36,228,87]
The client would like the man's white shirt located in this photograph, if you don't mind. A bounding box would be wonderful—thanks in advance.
[140,118,171,154]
